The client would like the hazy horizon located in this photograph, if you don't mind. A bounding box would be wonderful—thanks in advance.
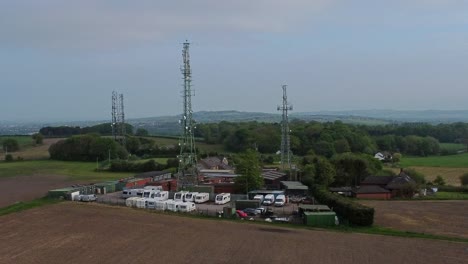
[1,1,467,122]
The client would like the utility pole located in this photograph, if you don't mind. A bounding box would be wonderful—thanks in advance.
[277,85,293,172]
[177,41,198,189]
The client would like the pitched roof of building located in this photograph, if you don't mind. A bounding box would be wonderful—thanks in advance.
[281,181,309,190]
[360,176,394,185]
[134,171,171,178]
[262,170,287,181]
[198,156,233,170]
[354,185,390,194]
[386,172,415,189]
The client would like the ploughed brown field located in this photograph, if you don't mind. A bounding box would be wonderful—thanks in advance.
[361,200,468,239]
[0,175,81,208]
[1,203,467,264]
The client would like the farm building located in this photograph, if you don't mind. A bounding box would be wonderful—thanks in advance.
[353,185,391,200]
[358,169,416,198]
[198,156,234,171]
[298,205,337,226]
[262,170,288,189]
[329,187,353,197]
[280,181,308,196]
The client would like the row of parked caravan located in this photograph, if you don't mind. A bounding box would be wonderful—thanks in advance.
[253,194,286,207]
[125,197,197,212]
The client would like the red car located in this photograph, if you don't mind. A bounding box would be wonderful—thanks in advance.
[236,210,248,218]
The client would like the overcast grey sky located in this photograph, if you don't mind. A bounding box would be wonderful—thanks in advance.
[1,0,467,122]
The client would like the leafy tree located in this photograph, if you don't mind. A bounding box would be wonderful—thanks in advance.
[125,137,141,154]
[234,149,263,193]
[331,153,382,186]
[5,154,13,162]
[433,175,446,186]
[301,155,335,188]
[32,133,44,145]
[135,128,149,136]
[403,168,426,185]
[392,152,402,163]
[2,138,19,152]
[334,139,351,154]
[460,173,468,186]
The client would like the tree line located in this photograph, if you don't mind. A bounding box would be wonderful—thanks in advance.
[39,123,135,137]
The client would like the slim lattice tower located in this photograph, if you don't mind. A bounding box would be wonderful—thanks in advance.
[111,91,118,141]
[118,93,126,147]
[177,41,198,188]
[277,85,293,171]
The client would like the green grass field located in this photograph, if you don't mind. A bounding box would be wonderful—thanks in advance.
[145,136,226,153]
[400,153,468,168]
[0,160,134,182]
[439,143,466,152]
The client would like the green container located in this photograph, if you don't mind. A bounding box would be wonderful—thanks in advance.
[303,212,337,226]
[48,187,77,198]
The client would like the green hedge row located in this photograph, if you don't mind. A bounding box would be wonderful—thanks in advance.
[436,185,468,193]
[313,188,374,226]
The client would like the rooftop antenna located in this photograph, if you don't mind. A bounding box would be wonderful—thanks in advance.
[177,40,198,189]
[277,85,293,172]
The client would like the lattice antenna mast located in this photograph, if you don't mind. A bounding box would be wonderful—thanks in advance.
[177,41,198,188]
[111,91,118,141]
[277,85,293,170]
[118,93,126,147]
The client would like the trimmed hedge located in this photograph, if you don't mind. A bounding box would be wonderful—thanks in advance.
[436,185,468,193]
[313,188,374,226]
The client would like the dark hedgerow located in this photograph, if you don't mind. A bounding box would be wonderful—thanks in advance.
[313,188,374,226]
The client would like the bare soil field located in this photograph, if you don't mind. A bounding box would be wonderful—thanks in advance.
[0,203,467,264]
[0,175,80,207]
[361,200,468,239]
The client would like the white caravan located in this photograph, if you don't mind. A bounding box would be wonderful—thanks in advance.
[194,193,210,204]
[215,193,231,205]
[274,195,286,207]
[144,186,163,191]
[146,198,158,209]
[174,191,189,202]
[155,200,168,211]
[263,194,275,206]
[166,200,182,212]
[178,202,196,212]
[121,188,144,199]
[125,197,140,207]
[136,198,147,208]
[143,189,159,198]
[184,192,199,202]
[154,191,169,201]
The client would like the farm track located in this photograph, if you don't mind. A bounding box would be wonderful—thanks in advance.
[0,203,467,264]
[361,200,468,239]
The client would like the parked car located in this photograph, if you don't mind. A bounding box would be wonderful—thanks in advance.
[236,210,248,219]
[243,208,261,216]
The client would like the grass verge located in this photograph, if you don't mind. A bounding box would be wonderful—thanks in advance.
[0,197,62,217]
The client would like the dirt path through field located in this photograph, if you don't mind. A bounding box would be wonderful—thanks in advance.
[361,200,468,239]
[0,203,467,264]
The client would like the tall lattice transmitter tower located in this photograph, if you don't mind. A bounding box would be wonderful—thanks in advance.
[277,85,293,171]
[111,91,126,147]
[177,41,198,188]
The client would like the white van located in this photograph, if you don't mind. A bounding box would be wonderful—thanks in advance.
[263,194,275,206]
[174,191,189,202]
[194,193,210,204]
[155,191,169,201]
[274,195,286,207]
[215,193,231,205]
[178,202,196,212]
[184,192,199,202]
[253,194,264,203]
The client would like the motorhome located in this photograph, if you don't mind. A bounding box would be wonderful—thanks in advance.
[253,194,264,203]
[166,200,182,212]
[174,191,189,202]
[143,189,159,198]
[184,192,199,202]
[215,193,231,205]
[274,195,286,207]
[194,193,210,204]
[154,191,169,201]
[263,194,275,206]
[178,202,196,212]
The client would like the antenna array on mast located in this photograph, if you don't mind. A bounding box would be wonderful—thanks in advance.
[277,85,293,171]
